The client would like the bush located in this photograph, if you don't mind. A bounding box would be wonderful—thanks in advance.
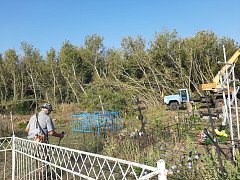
[13,101,36,114]
[81,87,134,114]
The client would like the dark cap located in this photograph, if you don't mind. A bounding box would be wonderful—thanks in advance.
[41,103,53,111]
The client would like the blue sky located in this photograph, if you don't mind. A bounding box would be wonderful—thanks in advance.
[0,1,239,55]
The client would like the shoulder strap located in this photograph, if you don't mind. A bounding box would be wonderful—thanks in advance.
[36,113,49,142]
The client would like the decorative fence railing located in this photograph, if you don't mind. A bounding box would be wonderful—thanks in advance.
[0,136,166,179]
[72,111,124,137]
[0,137,12,179]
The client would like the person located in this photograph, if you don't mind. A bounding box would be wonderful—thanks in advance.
[25,103,64,142]
[25,103,64,178]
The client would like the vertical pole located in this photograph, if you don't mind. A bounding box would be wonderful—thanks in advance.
[223,46,235,160]
[97,114,101,137]
[232,67,240,140]
[10,111,16,180]
[98,122,101,137]
[12,135,15,180]
[228,77,235,160]
[99,95,105,114]
[157,159,166,180]
[220,73,228,126]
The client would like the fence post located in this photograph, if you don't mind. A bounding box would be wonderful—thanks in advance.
[157,159,167,180]
[12,135,15,180]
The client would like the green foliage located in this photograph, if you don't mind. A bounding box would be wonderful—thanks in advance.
[0,30,239,107]
[152,116,162,127]
[223,151,240,179]
[103,136,118,157]
[1,31,240,179]
[189,114,201,121]
[11,101,35,115]
[200,148,220,179]
[18,121,28,129]
[81,86,133,114]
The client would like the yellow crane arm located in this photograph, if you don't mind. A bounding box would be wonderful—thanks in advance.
[213,48,240,84]
[198,48,240,91]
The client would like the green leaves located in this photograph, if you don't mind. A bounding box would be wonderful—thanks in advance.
[0,30,239,113]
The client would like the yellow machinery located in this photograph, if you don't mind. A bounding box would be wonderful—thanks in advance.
[198,48,240,91]
[164,49,240,110]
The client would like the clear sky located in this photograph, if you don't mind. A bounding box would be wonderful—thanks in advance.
[0,0,239,55]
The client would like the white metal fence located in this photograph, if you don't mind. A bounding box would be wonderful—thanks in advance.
[0,136,166,179]
[0,137,12,179]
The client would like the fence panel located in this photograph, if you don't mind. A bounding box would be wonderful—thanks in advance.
[0,137,12,179]
[72,111,123,137]
[13,137,164,179]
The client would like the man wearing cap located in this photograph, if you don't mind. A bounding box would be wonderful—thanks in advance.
[25,103,64,142]
[25,103,64,178]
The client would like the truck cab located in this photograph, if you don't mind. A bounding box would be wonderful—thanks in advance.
[163,89,190,111]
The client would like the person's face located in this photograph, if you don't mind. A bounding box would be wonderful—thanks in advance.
[47,109,52,115]
[42,108,51,115]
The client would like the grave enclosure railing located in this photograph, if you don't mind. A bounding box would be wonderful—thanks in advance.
[0,136,166,179]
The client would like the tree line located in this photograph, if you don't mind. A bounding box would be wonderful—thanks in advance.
[0,30,239,113]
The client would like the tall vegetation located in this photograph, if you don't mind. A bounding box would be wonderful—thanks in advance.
[0,30,239,113]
